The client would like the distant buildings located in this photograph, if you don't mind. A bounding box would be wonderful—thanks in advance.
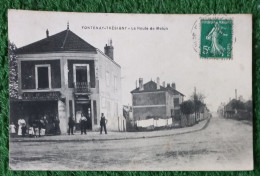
[10,24,125,134]
[130,77,185,121]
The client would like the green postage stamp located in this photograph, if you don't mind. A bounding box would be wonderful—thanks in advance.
[200,19,232,59]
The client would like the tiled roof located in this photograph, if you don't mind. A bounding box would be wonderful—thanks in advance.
[16,29,97,54]
[131,80,185,96]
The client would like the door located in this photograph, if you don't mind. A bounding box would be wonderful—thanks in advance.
[81,103,92,130]
[75,102,92,130]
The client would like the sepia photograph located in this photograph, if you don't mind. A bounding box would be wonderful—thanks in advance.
[8,10,253,171]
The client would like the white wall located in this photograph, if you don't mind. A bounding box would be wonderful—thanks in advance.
[97,51,124,131]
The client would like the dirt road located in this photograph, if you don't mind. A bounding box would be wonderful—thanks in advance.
[10,113,253,171]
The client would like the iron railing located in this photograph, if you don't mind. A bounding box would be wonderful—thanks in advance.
[74,82,90,93]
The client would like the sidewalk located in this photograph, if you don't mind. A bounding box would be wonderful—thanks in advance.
[10,118,210,143]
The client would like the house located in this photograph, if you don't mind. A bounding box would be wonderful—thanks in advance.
[130,77,184,121]
[10,24,126,134]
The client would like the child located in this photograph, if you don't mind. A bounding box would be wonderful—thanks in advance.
[9,122,16,138]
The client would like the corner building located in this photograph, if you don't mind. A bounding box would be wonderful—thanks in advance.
[11,26,125,133]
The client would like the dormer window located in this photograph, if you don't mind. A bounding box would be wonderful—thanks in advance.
[35,65,51,89]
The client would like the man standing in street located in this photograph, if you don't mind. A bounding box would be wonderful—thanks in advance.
[68,116,75,135]
[79,113,87,135]
[100,113,108,134]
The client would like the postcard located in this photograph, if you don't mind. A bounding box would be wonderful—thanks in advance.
[8,10,253,171]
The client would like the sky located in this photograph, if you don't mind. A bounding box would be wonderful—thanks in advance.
[8,10,252,112]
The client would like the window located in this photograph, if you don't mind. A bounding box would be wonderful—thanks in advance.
[36,65,51,89]
[106,71,110,86]
[174,98,180,107]
[76,66,88,83]
[114,76,117,92]
[73,64,90,87]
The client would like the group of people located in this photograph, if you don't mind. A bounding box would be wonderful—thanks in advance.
[67,113,108,135]
[9,119,27,137]
[68,113,88,135]
[9,115,61,138]
[10,113,109,137]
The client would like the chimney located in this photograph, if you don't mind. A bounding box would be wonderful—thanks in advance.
[162,81,166,88]
[104,39,114,60]
[171,82,176,89]
[46,29,49,38]
[167,83,170,87]
[235,89,237,100]
[156,77,160,90]
[139,78,144,91]
[136,80,138,89]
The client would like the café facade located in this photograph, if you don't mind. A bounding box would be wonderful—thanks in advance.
[10,25,125,134]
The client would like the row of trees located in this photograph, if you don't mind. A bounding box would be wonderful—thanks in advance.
[230,99,252,113]
[224,98,253,120]
[180,92,207,123]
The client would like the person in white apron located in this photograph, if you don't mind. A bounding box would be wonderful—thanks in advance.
[17,119,22,136]
[18,118,26,136]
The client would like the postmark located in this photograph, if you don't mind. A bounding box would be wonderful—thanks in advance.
[200,19,232,59]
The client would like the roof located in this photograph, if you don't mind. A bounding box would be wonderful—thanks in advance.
[165,86,185,96]
[16,29,97,54]
[225,99,240,112]
[131,80,185,96]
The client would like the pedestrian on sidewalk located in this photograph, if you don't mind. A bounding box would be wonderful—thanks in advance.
[54,115,61,135]
[39,115,47,136]
[17,118,25,136]
[9,122,16,138]
[31,119,38,138]
[68,116,75,135]
[100,113,108,134]
[18,118,26,137]
[79,113,87,135]
[36,119,44,137]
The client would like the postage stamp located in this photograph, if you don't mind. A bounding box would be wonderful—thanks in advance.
[200,19,232,59]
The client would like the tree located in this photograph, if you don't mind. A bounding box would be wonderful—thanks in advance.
[245,100,253,120]
[9,40,19,99]
[245,100,253,112]
[180,100,195,116]
[231,99,245,110]
[190,92,206,122]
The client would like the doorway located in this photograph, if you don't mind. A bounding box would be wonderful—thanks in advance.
[75,101,92,130]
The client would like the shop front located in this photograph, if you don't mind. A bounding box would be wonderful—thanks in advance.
[10,91,62,135]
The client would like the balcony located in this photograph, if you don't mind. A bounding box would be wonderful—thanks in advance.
[74,82,91,94]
